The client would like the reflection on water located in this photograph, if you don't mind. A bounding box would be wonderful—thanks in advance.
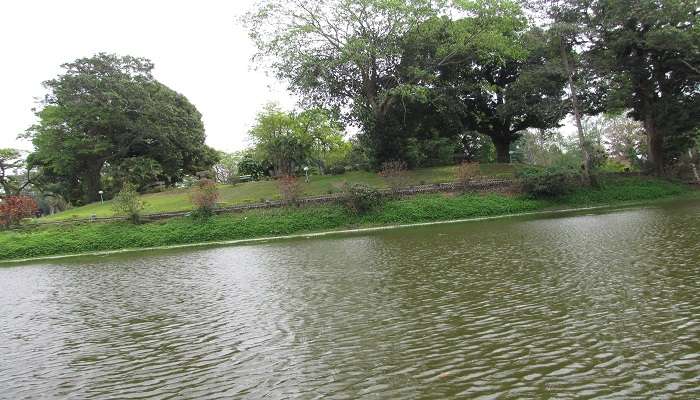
[1,201,699,399]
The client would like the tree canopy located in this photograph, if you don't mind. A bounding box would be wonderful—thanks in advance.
[25,54,217,203]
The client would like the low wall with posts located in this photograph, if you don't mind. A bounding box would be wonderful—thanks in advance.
[26,179,517,227]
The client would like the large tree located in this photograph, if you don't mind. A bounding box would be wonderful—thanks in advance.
[584,0,700,173]
[248,105,345,176]
[244,0,441,164]
[0,149,30,195]
[397,6,567,163]
[25,54,217,203]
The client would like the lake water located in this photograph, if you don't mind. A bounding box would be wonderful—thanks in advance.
[1,201,699,399]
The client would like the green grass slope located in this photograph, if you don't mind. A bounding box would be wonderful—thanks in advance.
[38,164,516,222]
[2,175,695,262]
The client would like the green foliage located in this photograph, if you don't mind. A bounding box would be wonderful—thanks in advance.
[213,151,243,184]
[517,166,582,198]
[249,104,346,176]
[340,183,383,215]
[0,149,28,195]
[0,176,693,261]
[582,0,699,172]
[237,151,268,180]
[112,183,144,224]
[558,176,689,205]
[25,53,217,204]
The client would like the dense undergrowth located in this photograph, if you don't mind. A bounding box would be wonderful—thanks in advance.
[0,176,696,262]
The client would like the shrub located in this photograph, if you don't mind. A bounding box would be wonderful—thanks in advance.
[190,178,220,219]
[0,196,38,229]
[340,183,383,214]
[379,160,409,194]
[329,164,347,175]
[518,167,582,198]
[278,175,303,205]
[455,162,480,190]
[112,183,145,224]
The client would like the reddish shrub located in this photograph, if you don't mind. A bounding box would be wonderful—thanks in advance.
[190,178,220,218]
[0,196,38,228]
[278,175,303,204]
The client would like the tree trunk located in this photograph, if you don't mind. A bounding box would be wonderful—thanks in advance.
[689,148,700,182]
[83,162,104,203]
[560,41,598,188]
[644,113,664,175]
[493,139,511,163]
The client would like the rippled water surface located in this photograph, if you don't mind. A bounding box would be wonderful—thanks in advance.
[2,201,700,399]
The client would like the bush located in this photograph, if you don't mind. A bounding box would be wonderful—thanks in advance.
[190,179,220,219]
[278,175,303,205]
[341,183,383,214]
[455,162,480,190]
[0,196,38,229]
[112,183,145,224]
[379,160,409,194]
[518,167,582,198]
[329,164,347,175]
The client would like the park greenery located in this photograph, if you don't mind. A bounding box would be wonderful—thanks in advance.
[0,175,696,262]
[0,0,698,251]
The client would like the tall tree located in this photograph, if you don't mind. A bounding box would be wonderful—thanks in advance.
[0,149,29,195]
[524,0,602,185]
[584,0,700,173]
[248,105,345,176]
[244,0,440,164]
[398,6,567,163]
[25,54,217,203]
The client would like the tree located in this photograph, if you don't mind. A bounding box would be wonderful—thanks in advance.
[0,149,31,195]
[248,105,345,176]
[392,2,566,163]
[244,0,440,164]
[584,0,700,173]
[25,53,217,204]
[523,0,602,185]
[213,151,243,184]
[0,196,38,229]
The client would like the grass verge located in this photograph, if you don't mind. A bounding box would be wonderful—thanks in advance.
[1,176,696,262]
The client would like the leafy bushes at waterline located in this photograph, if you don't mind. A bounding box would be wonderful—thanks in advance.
[0,176,694,261]
[517,167,583,198]
[340,183,383,214]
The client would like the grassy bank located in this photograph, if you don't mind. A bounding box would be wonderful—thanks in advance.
[1,176,696,262]
[37,164,516,222]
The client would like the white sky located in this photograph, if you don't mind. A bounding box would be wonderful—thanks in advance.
[0,0,295,153]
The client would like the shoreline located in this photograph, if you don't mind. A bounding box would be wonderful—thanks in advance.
[1,197,694,266]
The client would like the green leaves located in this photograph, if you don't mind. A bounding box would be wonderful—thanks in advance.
[26,54,216,203]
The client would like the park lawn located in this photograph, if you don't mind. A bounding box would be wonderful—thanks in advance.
[37,164,517,222]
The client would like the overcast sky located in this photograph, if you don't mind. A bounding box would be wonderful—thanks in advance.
[0,0,295,153]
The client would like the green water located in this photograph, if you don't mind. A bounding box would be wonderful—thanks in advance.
[1,200,699,399]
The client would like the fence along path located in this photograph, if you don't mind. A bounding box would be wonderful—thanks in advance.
[27,179,516,227]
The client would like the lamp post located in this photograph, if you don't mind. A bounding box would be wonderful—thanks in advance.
[303,166,309,183]
[98,190,104,204]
